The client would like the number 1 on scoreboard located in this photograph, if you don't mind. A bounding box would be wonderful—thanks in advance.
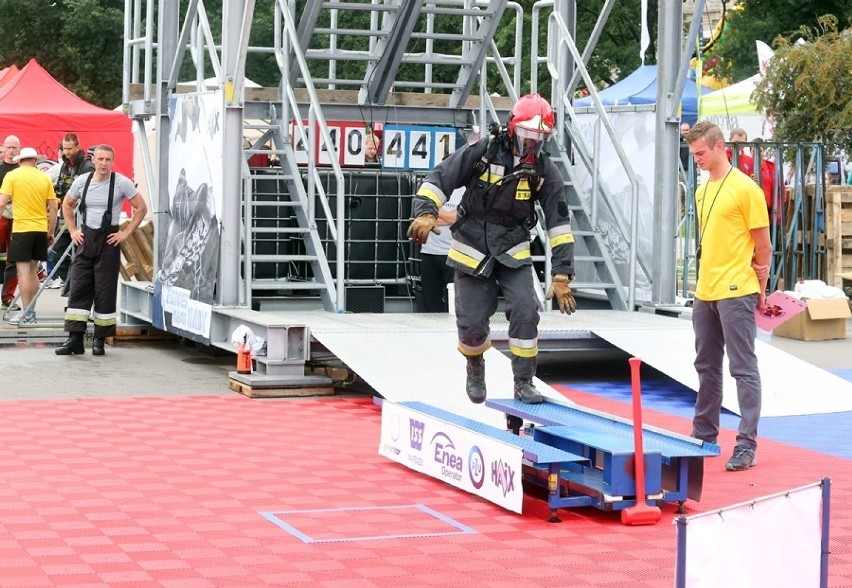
[433,130,456,165]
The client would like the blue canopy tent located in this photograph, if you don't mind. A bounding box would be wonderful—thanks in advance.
[574,65,712,125]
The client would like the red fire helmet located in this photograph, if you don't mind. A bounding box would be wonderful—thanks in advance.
[507,93,554,158]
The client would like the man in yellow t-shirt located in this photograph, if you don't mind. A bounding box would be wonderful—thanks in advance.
[686,121,772,473]
[0,147,58,326]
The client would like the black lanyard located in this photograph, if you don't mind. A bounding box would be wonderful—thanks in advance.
[697,166,732,261]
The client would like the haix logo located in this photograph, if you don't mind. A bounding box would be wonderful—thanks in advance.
[409,418,425,451]
[468,446,485,489]
[431,432,463,482]
[491,459,516,497]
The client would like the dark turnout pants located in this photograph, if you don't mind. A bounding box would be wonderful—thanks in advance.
[454,264,540,381]
[64,227,121,338]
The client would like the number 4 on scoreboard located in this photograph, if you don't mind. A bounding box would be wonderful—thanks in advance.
[383,129,406,169]
[383,126,458,170]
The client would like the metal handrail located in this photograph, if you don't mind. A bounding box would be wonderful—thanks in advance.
[546,9,641,309]
[275,0,346,311]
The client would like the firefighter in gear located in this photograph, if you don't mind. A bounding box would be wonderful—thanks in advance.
[407,93,576,404]
[54,145,147,356]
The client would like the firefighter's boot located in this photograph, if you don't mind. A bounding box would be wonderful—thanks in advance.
[92,337,106,356]
[55,332,85,356]
[465,354,487,404]
[511,355,543,404]
[513,379,544,404]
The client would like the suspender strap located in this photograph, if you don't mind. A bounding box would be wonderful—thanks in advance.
[80,172,116,229]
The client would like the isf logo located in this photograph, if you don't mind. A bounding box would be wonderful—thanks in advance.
[409,418,425,451]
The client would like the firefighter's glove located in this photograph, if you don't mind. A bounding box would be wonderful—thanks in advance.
[407,214,440,244]
[546,274,576,315]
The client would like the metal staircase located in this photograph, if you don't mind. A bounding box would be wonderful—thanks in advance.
[548,149,630,310]
[274,0,633,312]
[292,0,508,107]
[120,0,647,327]
[244,121,338,311]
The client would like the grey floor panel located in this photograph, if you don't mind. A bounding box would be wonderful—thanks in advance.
[267,309,850,418]
[593,327,852,417]
[311,330,571,429]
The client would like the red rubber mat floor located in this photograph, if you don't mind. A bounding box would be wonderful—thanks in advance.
[0,392,849,587]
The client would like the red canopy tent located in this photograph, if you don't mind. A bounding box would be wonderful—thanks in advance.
[0,59,133,176]
[0,65,20,88]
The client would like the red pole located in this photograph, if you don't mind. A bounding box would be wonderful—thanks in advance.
[621,357,662,525]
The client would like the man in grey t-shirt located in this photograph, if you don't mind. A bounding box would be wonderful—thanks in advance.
[55,144,148,356]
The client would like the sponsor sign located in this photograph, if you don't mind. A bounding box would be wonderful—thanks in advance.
[378,401,524,513]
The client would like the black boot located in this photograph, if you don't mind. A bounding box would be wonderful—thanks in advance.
[513,379,544,404]
[92,337,106,356]
[55,332,85,356]
[511,355,543,404]
[465,354,487,404]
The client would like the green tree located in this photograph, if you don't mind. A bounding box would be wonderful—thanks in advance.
[752,16,852,155]
[0,0,125,108]
[489,0,657,98]
[56,0,125,107]
[707,0,852,84]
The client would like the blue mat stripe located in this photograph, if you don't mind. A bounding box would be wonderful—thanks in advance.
[557,369,852,461]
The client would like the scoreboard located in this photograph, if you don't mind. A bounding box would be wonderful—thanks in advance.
[380,125,457,170]
[291,120,460,170]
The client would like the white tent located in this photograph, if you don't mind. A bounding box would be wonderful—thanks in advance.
[699,74,771,140]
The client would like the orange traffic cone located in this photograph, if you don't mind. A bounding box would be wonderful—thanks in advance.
[237,335,252,375]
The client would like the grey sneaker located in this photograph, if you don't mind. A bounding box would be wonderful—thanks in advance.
[8,312,37,326]
[726,445,757,471]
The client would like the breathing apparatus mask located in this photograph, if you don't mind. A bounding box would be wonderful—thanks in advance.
[507,93,555,177]
[514,126,550,171]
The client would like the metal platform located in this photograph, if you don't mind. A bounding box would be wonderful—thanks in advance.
[486,398,719,460]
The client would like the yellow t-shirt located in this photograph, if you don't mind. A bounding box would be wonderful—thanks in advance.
[695,167,769,301]
[0,166,57,233]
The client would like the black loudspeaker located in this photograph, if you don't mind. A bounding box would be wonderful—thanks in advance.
[345,286,385,313]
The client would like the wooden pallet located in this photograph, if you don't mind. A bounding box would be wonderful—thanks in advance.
[105,326,178,347]
[228,377,335,399]
[119,219,154,282]
[826,187,852,289]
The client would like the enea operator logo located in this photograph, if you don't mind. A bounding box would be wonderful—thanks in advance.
[430,432,463,482]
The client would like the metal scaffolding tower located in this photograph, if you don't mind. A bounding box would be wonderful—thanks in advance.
[121,0,700,370]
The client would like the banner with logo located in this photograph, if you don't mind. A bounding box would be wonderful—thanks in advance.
[379,401,524,513]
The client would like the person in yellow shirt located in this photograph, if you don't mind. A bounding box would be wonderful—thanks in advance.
[0,147,58,326]
[685,121,772,472]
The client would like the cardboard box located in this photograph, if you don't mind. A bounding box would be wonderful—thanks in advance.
[772,298,851,341]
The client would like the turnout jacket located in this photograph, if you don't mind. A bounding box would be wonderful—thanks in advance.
[412,138,575,278]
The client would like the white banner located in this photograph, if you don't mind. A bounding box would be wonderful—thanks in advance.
[573,109,655,301]
[379,401,524,513]
[681,483,823,587]
[152,91,223,340]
